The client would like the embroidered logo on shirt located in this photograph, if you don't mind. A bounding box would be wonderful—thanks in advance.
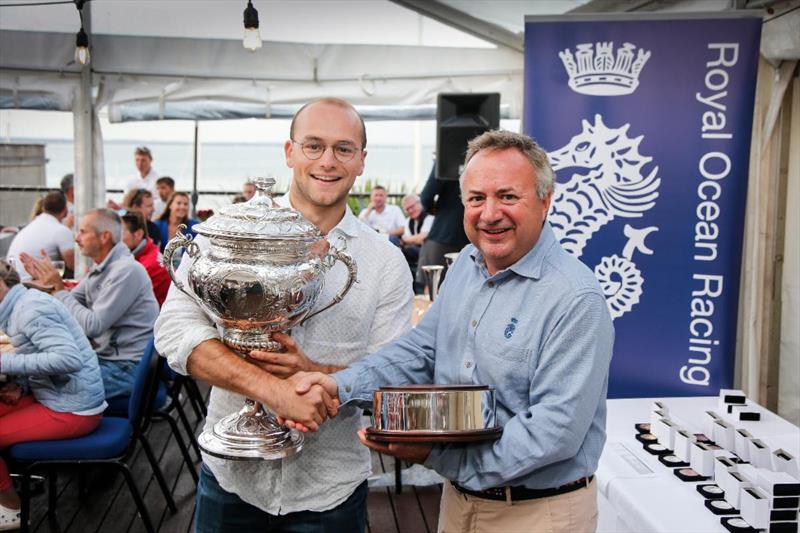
[504,318,518,339]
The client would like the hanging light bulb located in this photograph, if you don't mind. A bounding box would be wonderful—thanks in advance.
[75,27,90,66]
[243,0,262,52]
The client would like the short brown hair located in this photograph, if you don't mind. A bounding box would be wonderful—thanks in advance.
[156,176,175,188]
[122,211,149,239]
[290,97,367,148]
[463,130,554,200]
[135,146,152,159]
[42,191,67,216]
[122,188,153,209]
[0,259,20,288]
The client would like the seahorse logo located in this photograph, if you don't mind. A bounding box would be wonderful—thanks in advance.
[548,114,660,319]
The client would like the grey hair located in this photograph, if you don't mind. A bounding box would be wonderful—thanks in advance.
[85,208,122,244]
[402,193,420,205]
[460,130,555,200]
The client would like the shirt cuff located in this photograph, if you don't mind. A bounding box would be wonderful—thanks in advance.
[424,444,463,481]
[332,367,373,407]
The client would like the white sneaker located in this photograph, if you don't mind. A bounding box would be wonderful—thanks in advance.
[0,503,20,531]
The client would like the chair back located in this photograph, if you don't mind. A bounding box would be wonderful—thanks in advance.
[127,338,159,430]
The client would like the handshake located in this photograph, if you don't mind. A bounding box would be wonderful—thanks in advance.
[247,332,342,432]
[247,333,434,463]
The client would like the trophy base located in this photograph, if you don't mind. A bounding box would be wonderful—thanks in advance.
[223,329,283,352]
[197,405,304,461]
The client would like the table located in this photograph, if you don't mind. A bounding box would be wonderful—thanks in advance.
[597,397,799,532]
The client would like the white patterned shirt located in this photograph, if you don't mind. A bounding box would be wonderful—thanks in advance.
[154,195,413,514]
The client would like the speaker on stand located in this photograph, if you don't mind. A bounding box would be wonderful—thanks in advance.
[435,93,501,180]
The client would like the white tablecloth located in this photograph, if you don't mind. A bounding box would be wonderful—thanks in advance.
[597,396,799,533]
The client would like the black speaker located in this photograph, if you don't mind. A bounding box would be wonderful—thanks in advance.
[435,93,500,180]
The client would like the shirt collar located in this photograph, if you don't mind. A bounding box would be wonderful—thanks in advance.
[37,212,60,225]
[131,238,147,257]
[89,242,130,276]
[275,194,360,239]
[468,222,556,281]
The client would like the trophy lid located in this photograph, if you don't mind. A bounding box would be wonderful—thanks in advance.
[193,177,320,241]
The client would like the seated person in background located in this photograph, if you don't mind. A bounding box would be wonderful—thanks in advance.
[122,188,163,248]
[0,260,106,529]
[242,178,257,201]
[60,173,75,229]
[122,212,170,307]
[153,176,175,220]
[399,193,433,266]
[19,208,159,399]
[358,185,405,244]
[156,192,198,253]
[7,191,75,278]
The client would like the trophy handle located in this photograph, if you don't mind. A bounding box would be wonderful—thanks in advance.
[161,224,201,303]
[300,247,357,326]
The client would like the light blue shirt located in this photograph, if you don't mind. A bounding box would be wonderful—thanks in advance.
[335,222,614,491]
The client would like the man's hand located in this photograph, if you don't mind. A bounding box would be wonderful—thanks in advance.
[0,383,23,405]
[356,428,432,464]
[266,372,339,432]
[19,252,65,292]
[276,371,340,432]
[248,333,340,378]
[106,199,122,211]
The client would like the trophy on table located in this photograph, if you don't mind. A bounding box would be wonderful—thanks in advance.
[162,178,357,460]
[420,264,444,302]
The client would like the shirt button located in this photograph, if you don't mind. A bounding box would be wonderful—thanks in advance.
[465,361,473,368]
[471,320,477,328]
[487,281,494,288]
[345,386,352,393]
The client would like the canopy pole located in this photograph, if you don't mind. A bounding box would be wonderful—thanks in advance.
[73,0,96,276]
[191,120,199,218]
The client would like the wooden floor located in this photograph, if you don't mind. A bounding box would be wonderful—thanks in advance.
[19,386,441,533]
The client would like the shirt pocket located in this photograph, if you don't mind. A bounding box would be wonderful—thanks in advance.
[478,343,531,413]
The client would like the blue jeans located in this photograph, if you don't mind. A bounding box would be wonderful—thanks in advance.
[98,359,137,399]
[195,462,368,533]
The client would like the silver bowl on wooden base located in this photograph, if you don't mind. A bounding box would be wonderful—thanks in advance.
[366,384,502,443]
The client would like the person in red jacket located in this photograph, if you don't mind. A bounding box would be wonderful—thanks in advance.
[121,212,170,306]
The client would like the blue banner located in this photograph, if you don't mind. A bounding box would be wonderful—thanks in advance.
[523,15,761,397]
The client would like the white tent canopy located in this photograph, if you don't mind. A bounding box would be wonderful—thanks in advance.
[0,30,524,120]
[0,0,541,121]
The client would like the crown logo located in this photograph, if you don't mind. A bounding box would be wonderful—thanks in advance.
[559,42,651,96]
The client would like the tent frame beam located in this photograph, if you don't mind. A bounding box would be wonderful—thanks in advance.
[389,0,524,53]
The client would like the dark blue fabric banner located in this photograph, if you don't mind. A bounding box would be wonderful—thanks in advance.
[523,16,761,398]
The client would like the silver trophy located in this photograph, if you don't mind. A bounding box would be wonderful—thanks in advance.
[420,265,444,302]
[162,178,357,460]
[444,252,459,268]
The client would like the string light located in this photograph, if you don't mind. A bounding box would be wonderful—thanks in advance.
[243,0,262,52]
[74,0,90,66]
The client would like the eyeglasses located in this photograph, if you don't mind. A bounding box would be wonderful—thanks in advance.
[291,139,362,163]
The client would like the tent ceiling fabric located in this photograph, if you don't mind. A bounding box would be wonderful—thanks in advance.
[0,28,523,120]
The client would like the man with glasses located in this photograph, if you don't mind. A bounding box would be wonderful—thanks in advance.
[155,97,413,532]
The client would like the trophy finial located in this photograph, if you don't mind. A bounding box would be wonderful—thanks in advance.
[252,177,276,196]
